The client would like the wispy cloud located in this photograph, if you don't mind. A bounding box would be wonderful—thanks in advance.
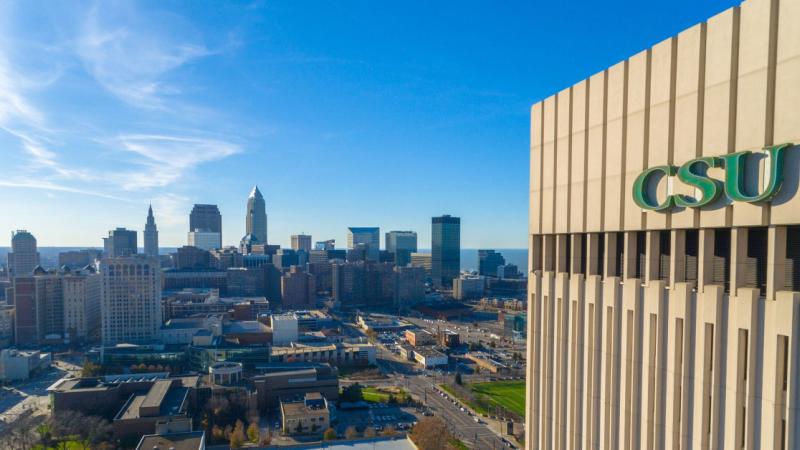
[76,2,211,109]
[115,134,242,190]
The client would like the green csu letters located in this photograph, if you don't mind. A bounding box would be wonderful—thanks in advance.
[632,143,793,211]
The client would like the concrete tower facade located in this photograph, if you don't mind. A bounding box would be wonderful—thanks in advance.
[246,186,268,244]
[8,230,40,277]
[100,255,161,346]
[527,0,800,448]
[143,205,159,258]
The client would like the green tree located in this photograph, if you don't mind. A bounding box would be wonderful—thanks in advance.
[229,420,246,449]
[247,421,260,443]
[341,383,364,403]
[344,425,359,440]
[323,427,337,441]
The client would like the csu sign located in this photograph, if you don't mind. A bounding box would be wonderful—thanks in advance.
[632,143,793,211]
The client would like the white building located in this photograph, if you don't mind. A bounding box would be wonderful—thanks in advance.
[271,313,299,345]
[412,347,448,369]
[453,275,484,300]
[100,256,161,346]
[0,349,51,382]
[188,230,222,251]
[63,270,101,343]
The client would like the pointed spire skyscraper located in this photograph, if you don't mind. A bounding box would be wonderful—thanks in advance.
[246,185,267,244]
[144,204,159,258]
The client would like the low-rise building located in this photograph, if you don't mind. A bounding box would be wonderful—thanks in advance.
[453,275,485,300]
[270,342,376,366]
[405,329,435,347]
[208,361,243,386]
[252,364,339,411]
[412,347,447,369]
[0,349,51,381]
[280,392,330,436]
[270,313,298,345]
[48,373,200,419]
[113,379,192,439]
[136,431,206,450]
[466,352,507,374]
[438,330,460,348]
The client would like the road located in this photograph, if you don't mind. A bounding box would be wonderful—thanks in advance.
[364,346,515,449]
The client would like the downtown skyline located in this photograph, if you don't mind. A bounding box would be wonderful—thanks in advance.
[0,1,741,249]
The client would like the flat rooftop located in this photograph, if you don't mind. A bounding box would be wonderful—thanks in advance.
[117,385,188,420]
[136,432,205,450]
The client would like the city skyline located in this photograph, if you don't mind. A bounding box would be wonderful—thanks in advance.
[0,0,740,249]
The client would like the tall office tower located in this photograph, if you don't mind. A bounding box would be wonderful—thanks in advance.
[143,205,159,258]
[478,249,505,277]
[385,231,418,267]
[347,227,380,261]
[431,215,460,288]
[188,230,222,251]
[527,1,800,447]
[246,186,268,244]
[63,268,101,343]
[190,203,222,236]
[103,228,137,257]
[8,230,40,277]
[9,268,64,345]
[281,266,316,309]
[100,256,161,346]
[315,239,336,251]
[291,234,312,253]
[410,253,432,278]
[58,249,102,269]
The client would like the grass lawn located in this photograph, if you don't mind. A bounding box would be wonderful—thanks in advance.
[440,380,526,417]
[33,441,86,450]
[448,437,469,450]
[361,386,410,403]
[471,381,526,417]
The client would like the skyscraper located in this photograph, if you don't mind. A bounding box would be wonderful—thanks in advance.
[100,255,161,345]
[431,215,460,288]
[281,266,316,309]
[190,204,222,234]
[246,186,268,244]
[143,205,159,258]
[347,227,380,261]
[385,231,418,267]
[478,249,505,277]
[8,230,40,277]
[291,234,312,253]
[103,228,137,257]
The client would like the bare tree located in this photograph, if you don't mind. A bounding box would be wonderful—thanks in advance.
[411,416,450,450]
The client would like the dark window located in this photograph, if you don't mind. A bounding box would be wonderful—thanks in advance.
[712,229,731,293]
[636,232,646,280]
[580,234,587,276]
[658,231,671,281]
[598,233,606,279]
[564,234,572,274]
[785,226,800,291]
[744,227,768,296]
[685,230,699,283]
[614,232,624,277]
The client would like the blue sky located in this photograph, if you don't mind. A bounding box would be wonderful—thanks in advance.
[0,0,739,248]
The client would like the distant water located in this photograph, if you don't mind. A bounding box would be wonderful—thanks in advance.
[415,248,528,273]
[0,246,530,273]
